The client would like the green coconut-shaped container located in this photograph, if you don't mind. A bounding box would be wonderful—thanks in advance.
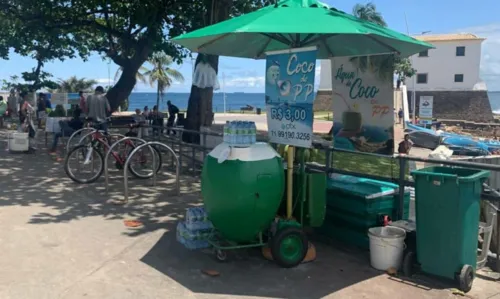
[201,142,284,243]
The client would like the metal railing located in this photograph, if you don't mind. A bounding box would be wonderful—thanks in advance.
[62,121,500,270]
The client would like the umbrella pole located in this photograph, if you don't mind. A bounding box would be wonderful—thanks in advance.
[287,145,294,219]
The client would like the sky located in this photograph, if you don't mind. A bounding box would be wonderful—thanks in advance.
[0,0,499,92]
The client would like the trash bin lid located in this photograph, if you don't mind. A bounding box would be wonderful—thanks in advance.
[411,166,490,183]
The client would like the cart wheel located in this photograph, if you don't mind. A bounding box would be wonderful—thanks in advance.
[403,251,415,277]
[215,249,227,262]
[458,264,474,293]
[271,226,308,268]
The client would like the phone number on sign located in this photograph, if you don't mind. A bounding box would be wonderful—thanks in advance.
[270,130,311,141]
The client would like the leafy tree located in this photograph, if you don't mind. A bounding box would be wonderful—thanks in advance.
[393,57,416,83]
[0,5,79,92]
[0,0,272,116]
[0,0,188,110]
[2,71,58,93]
[352,2,416,82]
[182,0,273,144]
[56,76,98,93]
[352,2,387,27]
[142,51,184,113]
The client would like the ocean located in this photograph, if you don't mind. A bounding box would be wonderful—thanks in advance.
[489,92,500,114]
[128,92,266,113]
[128,91,500,113]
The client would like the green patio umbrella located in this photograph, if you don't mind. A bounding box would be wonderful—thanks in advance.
[171,0,433,59]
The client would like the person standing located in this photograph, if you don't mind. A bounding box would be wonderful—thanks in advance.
[150,105,164,136]
[18,91,29,125]
[0,96,6,128]
[86,86,111,132]
[79,91,87,116]
[36,93,47,127]
[44,94,52,114]
[398,134,413,155]
[398,108,403,124]
[166,100,179,135]
[7,89,18,117]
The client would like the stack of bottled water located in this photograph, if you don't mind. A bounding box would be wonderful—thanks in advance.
[176,206,214,250]
[223,121,257,147]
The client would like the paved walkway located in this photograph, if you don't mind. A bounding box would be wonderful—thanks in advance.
[1,131,500,299]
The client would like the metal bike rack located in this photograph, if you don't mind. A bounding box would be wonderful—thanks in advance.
[124,141,180,202]
[66,128,96,152]
[104,136,148,194]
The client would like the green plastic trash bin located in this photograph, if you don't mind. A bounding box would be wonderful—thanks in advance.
[411,166,489,292]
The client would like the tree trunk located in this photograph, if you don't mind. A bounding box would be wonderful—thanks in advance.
[182,0,230,144]
[182,54,219,144]
[106,65,139,112]
[106,44,150,111]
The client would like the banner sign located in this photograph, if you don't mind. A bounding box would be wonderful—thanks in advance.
[330,55,395,154]
[265,47,317,148]
[419,96,434,125]
[50,93,68,106]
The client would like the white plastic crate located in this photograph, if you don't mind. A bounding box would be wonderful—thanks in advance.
[8,132,29,152]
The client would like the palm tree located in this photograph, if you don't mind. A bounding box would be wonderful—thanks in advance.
[56,76,97,92]
[114,66,149,86]
[352,2,387,27]
[142,51,184,113]
[352,3,416,83]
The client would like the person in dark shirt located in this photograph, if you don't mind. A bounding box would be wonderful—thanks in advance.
[398,108,403,124]
[166,100,179,135]
[150,105,164,136]
[49,108,83,153]
[398,134,413,155]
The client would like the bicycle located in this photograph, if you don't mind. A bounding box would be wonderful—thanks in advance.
[64,118,163,184]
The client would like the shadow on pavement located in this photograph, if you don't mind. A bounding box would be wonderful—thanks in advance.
[140,227,383,299]
[0,130,200,236]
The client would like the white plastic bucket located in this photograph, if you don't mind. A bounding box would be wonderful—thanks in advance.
[368,226,406,271]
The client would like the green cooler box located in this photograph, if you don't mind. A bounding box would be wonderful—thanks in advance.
[319,174,410,249]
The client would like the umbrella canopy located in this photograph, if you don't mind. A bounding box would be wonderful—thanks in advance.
[171,0,433,59]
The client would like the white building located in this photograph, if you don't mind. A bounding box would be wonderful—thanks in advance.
[318,33,486,92]
[405,33,486,91]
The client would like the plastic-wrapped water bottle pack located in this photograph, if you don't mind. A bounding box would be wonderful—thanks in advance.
[176,206,214,250]
[223,121,257,147]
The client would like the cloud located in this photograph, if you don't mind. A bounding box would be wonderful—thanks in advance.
[225,76,265,88]
[457,23,500,91]
[95,78,114,85]
[222,60,322,90]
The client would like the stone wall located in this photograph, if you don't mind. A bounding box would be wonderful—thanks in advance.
[314,89,493,123]
[407,90,493,123]
[313,90,333,111]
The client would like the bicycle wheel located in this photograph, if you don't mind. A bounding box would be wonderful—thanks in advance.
[64,144,104,184]
[66,128,95,152]
[127,145,163,179]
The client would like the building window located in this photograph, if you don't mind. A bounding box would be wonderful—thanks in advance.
[416,73,428,84]
[418,50,429,57]
[454,74,464,82]
[456,46,466,56]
